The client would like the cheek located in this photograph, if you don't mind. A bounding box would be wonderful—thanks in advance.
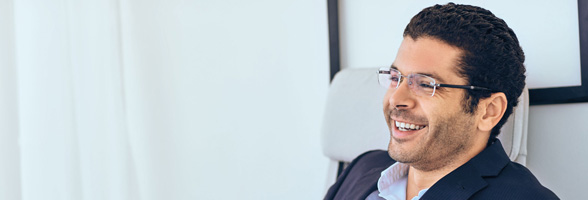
[426,101,471,130]
[420,100,456,127]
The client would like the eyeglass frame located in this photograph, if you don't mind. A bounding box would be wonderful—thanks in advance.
[378,67,494,97]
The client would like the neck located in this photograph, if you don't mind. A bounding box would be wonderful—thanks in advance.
[405,134,488,199]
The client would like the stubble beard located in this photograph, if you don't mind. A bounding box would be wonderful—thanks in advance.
[388,109,475,172]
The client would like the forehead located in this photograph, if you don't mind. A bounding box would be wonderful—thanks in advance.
[392,37,464,83]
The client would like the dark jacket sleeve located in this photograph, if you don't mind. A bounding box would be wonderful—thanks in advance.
[324,150,395,200]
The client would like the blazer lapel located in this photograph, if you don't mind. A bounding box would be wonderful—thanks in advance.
[328,150,396,200]
[420,162,488,199]
[419,139,510,199]
[353,164,393,199]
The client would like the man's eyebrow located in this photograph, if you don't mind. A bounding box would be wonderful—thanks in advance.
[390,65,399,71]
[420,72,447,84]
[389,64,448,83]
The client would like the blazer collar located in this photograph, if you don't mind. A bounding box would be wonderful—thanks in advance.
[354,163,395,199]
[468,139,511,177]
[420,138,510,199]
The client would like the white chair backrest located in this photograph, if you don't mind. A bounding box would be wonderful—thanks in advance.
[321,68,529,184]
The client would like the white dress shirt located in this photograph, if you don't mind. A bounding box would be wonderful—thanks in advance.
[366,162,429,200]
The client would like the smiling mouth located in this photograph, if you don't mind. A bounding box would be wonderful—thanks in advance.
[395,121,427,131]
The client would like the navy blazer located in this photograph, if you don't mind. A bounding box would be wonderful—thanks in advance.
[324,139,559,200]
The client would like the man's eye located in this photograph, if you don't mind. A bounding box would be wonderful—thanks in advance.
[419,83,435,89]
[390,76,400,82]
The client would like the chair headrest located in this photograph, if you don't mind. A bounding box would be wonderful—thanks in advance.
[321,68,389,162]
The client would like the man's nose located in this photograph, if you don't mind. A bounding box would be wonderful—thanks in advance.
[387,77,415,109]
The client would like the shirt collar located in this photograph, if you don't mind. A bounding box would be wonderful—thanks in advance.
[377,162,410,199]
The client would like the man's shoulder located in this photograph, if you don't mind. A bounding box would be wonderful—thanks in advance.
[425,139,559,199]
[477,161,559,199]
[342,150,395,178]
[323,150,394,200]
[352,150,393,167]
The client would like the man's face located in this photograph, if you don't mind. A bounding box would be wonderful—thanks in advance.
[384,37,482,171]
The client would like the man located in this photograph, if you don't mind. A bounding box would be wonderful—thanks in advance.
[324,3,559,200]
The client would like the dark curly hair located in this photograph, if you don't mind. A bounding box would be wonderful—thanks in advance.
[403,3,526,139]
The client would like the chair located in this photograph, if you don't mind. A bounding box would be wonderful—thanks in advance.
[321,68,529,187]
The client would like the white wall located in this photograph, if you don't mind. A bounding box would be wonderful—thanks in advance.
[119,0,330,199]
[340,0,586,199]
[527,103,588,200]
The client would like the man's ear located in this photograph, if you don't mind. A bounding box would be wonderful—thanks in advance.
[478,92,507,132]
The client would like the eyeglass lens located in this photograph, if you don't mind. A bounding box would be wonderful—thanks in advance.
[378,68,437,97]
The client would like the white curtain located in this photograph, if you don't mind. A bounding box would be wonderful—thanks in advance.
[10,0,139,199]
[0,0,21,199]
[1,0,329,199]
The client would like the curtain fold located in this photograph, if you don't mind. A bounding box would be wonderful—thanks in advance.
[0,0,22,199]
[4,0,330,199]
[13,0,139,199]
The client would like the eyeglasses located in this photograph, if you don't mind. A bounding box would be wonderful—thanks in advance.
[378,67,492,97]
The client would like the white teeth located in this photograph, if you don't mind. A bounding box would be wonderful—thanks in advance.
[394,121,425,131]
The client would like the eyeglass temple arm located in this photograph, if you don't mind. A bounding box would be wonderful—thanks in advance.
[436,83,492,91]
